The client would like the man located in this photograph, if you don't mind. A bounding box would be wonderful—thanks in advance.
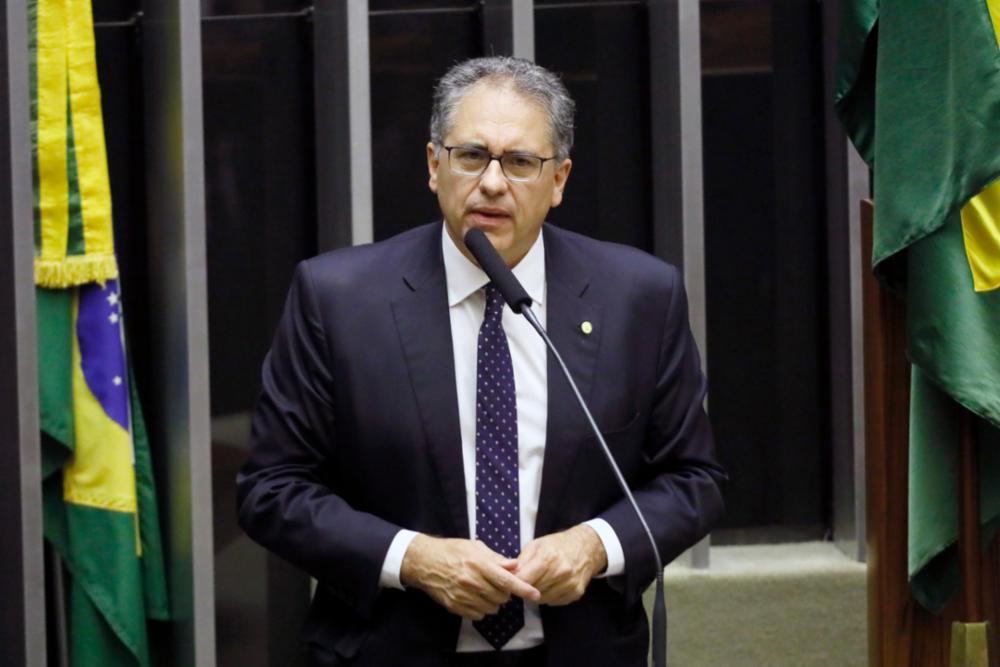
[237,56,726,667]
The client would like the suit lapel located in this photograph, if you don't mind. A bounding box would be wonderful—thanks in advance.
[391,229,470,539]
[535,226,603,537]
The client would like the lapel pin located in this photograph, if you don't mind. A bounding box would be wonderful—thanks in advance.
[580,321,593,335]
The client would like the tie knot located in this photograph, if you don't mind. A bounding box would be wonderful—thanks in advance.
[484,284,505,320]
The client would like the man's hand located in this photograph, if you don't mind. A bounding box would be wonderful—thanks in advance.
[400,534,541,620]
[512,525,608,606]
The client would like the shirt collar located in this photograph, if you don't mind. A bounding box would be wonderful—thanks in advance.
[441,222,545,308]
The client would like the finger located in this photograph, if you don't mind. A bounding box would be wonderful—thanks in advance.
[514,552,552,587]
[478,583,510,607]
[435,592,483,621]
[482,563,540,602]
[452,559,513,606]
[456,606,487,621]
[534,577,572,607]
[542,577,588,607]
[515,540,539,565]
[498,557,519,571]
[474,589,504,615]
[467,597,502,618]
[536,587,563,607]
[451,591,500,620]
[465,546,521,595]
[533,560,583,601]
[472,542,519,574]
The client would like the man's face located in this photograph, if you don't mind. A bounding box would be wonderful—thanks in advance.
[427,83,572,267]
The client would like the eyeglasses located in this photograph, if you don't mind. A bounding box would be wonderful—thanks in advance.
[442,145,558,182]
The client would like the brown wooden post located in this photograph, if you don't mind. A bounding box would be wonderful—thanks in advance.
[862,198,915,665]
[949,410,997,667]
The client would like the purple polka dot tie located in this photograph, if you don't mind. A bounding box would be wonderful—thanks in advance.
[472,284,523,650]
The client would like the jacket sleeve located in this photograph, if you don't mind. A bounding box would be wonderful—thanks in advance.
[598,266,727,605]
[236,261,401,619]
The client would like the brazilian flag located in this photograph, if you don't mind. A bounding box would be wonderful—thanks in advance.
[38,283,170,666]
[30,0,170,664]
[836,0,1000,612]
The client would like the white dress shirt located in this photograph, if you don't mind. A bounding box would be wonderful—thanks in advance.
[379,224,625,652]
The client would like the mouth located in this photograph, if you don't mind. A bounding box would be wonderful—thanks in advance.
[467,207,512,227]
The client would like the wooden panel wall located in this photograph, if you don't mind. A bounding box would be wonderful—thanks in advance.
[862,200,1000,666]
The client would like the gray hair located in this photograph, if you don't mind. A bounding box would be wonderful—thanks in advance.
[429,56,575,161]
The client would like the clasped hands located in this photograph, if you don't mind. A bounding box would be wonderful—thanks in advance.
[399,525,608,621]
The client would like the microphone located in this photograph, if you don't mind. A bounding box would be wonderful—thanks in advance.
[463,227,669,667]
[463,229,533,313]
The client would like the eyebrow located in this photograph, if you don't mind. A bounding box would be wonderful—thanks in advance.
[454,142,540,155]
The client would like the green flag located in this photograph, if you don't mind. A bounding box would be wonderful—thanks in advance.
[30,0,170,663]
[833,0,878,164]
[836,0,1000,613]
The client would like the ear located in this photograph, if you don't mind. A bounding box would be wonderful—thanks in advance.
[427,142,440,193]
[549,158,572,208]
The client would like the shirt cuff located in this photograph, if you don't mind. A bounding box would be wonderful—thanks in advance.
[379,529,419,590]
[583,518,625,578]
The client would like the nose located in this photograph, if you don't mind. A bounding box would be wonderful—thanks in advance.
[478,158,508,197]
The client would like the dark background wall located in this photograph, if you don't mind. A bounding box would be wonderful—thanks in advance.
[701,0,830,541]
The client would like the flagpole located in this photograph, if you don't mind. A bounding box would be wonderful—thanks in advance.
[959,408,983,622]
[46,542,69,667]
[950,408,996,667]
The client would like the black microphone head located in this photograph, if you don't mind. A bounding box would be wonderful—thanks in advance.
[463,228,533,313]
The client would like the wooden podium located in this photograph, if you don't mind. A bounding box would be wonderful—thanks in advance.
[861,200,1000,666]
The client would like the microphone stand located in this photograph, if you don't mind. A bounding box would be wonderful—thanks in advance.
[518,305,668,667]
[463,227,668,666]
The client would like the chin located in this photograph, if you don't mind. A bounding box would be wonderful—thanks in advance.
[482,230,515,255]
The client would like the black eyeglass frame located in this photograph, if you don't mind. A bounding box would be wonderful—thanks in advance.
[441,145,560,182]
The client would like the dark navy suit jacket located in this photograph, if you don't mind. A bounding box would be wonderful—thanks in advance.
[236,222,726,666]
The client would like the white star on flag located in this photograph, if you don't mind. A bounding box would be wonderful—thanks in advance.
[113,376,123,386]
[109,312,120,325]
[106,291,120,306]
